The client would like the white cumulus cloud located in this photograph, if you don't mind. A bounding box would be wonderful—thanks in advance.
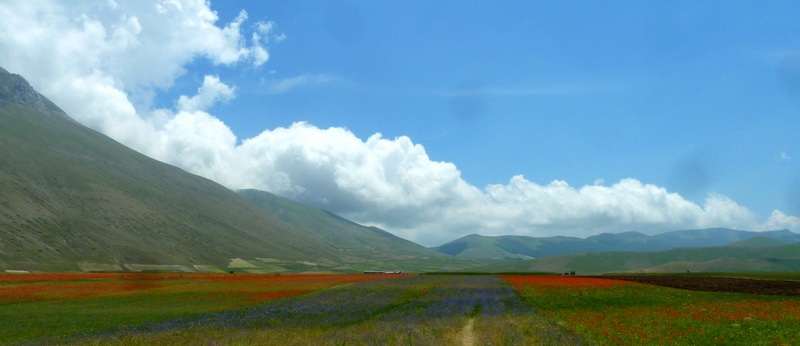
[0,0,797,246]
[757,210,800,231]
[177,75,235,113]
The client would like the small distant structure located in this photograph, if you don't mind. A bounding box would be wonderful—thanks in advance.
[364,270,404,274]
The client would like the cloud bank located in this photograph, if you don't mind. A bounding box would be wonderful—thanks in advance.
[1,0,798,245]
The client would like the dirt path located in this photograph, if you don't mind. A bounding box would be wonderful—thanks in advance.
[460,318,475,346]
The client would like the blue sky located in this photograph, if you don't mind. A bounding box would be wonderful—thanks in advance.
[1,0,798,245]
[200,0,800,215]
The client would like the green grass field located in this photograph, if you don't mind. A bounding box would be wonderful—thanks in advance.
[2,272,799,345]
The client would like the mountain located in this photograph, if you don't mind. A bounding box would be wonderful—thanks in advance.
[237,189,443,258]
[233,189,482,273]
[8,66,796,275]
[0,67,367,272]
[650,228,800,247]
[433,228,800,260]
[489,240,800,274]
[0,67,490,274]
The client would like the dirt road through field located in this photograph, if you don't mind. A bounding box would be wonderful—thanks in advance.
[460,318,475,346]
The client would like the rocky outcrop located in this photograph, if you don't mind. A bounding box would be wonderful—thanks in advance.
[0,67,68,118]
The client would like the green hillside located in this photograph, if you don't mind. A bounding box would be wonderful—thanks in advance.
[727,236,789,248]
[237,189,444,259]
[0,68,358,272]
[434,228,800,260]
[234,189,492,273]
[483,241,800,274]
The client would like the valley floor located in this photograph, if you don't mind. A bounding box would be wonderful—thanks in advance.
[2,273,799,345]
[76,275,585,345]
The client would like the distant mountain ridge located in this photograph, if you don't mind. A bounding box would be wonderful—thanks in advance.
[434,228,800,260]
[484,238,800,274]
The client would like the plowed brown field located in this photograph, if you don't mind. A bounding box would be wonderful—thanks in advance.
[603,276,800,296]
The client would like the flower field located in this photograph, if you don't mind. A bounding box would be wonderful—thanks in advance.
[77,275,584,345]
[2,273,799,345]
[0,273,401,344]
[1,273,582,345]
[503,275,800,345]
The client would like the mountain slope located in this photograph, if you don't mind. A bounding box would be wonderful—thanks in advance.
[237,189,444,259]
[0,67,347,271]
[727,236,789,248]
[434,228,800,260]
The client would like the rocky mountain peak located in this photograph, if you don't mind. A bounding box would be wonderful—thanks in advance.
[0,67,67,118]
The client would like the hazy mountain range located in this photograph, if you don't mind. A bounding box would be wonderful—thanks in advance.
[433,229,800,274]
[1,67,798,274]
[475,236,800,274]
[434,228,800,260]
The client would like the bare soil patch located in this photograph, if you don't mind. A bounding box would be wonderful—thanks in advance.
[603,276,800,296]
